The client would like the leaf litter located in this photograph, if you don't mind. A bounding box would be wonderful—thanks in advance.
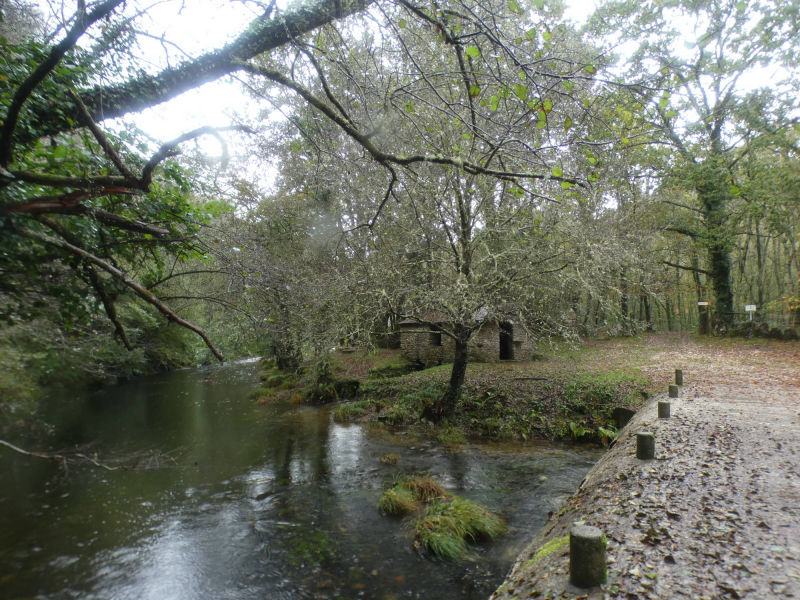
[491,333,800,599]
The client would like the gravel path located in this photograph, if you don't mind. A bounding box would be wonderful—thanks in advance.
[491,336,800,600]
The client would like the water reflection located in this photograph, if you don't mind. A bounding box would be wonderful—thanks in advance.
[0,361,600,600]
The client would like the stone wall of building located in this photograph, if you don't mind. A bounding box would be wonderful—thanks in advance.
[399,320,535,365]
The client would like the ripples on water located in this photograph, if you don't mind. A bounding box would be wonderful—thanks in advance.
[0,361,600,599]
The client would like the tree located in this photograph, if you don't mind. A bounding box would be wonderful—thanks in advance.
[238,0,620,418]
[589,0,800,328]
[0,0,374,361]
[2,0,614,396]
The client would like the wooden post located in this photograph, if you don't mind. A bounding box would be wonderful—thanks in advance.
[668,384,679,398]
[675,369,683,386]
[613,406,636,429]
[636,431,655,459]
[569,524,607,588]
[658,401,671,418]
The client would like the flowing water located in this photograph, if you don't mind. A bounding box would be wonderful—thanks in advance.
[0,360,600,600]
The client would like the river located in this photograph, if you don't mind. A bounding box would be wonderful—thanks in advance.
[0,359,600,599]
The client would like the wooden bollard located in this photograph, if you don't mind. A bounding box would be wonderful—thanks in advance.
[668,384,679,398]
[636,431,655,459]
[569,524,607,587]
[613,406,636,429]
[658,401,671,418]
[675,369,683,386]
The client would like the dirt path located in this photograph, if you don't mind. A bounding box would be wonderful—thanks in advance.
[491,335,800,599]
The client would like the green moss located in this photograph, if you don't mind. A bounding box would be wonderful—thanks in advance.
[284,529,334,567]
[522,535,569,569]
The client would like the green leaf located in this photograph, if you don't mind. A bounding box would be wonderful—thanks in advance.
[490,95,499,111]
[465,46,480,58]
[564,116,573,131]
[525,28,536,41]
[542,30,552,42]
[510,186,524,198]
[469,84,480,97]
[542,99,553,113]
[562,80,574,92]
[551,166,563,177]
[507,0,522,13]
[514,83,528,101]
[729,185,741,196]
[536,120,546,130]
[398,19,407,28]
[584,64,597,75]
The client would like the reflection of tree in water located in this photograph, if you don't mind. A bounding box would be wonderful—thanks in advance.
[263,407,332,487]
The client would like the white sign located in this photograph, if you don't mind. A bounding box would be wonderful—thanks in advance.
[697,301,710,306]
[745,305,757,312]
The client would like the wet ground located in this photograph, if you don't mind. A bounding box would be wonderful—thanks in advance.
[492,334,800,599]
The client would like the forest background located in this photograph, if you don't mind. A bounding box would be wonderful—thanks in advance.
[1,0,798,424]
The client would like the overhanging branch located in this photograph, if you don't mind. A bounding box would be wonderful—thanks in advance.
[18,226,225,361]
[22,0,375,142]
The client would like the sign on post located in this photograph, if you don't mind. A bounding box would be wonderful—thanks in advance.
[745,305,756,321]
[697,301,710,306]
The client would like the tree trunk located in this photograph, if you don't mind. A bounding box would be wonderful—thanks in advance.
[642,294,653,331]
[697,162,734,327]
[665,297,673,331]
[423,329,470,423]
[692,254,710,335]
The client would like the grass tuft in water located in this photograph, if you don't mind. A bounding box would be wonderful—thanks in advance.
[415,506,470,560]
[378,486,418,516]
[333,400,370,422]
[415,497,507,560]
[449,497,508,540]
[380,453,399,465]
[403,475,447,502]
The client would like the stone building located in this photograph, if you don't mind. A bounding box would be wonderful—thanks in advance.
[397,313,535,367]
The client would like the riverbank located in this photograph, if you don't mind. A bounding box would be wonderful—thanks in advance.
[332,338,667,444]
[491,335,800,599]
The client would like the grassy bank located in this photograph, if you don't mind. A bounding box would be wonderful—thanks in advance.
[352,355,651,444]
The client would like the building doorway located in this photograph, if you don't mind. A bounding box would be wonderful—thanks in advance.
[499,322,514,360]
